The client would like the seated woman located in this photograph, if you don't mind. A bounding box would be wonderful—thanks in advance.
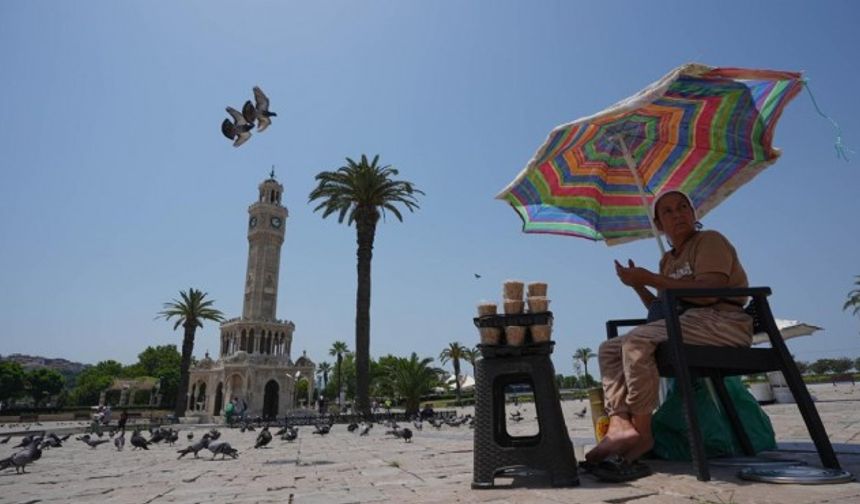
[585,190,753,465]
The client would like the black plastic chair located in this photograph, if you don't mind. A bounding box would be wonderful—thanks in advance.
[606,287,840,481]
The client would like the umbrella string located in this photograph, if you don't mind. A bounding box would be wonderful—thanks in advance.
[802,79,853,161]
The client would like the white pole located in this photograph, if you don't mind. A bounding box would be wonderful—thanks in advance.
[615,135,666,256]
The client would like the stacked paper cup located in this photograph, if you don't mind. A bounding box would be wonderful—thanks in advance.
[476,301,500,345]
[527,282,552,342]
[502,280,525,345]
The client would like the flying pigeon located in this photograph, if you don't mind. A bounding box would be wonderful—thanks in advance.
[221,106,253,147]
[474,273,482,279]
[247,86,277,132]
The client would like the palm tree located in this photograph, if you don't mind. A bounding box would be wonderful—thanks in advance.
[309,154,424,414]
[316,361,332,395]
[157,288,224,418]
[383,353,440,415]
[462,346,480,377]
[844,276,860,318]
[573,347,596,386]
[439,342,467,405]
[329,341,349,406]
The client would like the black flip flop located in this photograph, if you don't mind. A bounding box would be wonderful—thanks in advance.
[590,457,652,483]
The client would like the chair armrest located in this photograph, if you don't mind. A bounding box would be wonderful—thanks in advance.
[606,318,648,339]
[662,286,772,303]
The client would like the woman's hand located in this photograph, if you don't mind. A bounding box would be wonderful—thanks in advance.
[614,259,656,287]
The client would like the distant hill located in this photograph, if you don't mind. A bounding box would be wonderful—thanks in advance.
[0,353,88,374]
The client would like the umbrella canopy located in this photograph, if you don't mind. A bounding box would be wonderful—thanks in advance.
[497,63,804,248]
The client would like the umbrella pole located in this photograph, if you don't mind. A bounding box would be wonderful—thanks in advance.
[615,135,666,256]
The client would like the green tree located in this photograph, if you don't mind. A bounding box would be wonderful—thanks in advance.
[316,361,332,395]
[329,341,350,405]
[157,288,224,418]
[795,360,810,375]
[843,276,860,324]
[439,342,467,405]
[831,357,853,374]
[70,360,124,406]
[26,368,65,406]
[462,347,480,376]
[382,353,439,415]
[0,361,26,404]
[574,348,596,383]
[810,359,834,375]
[309,154,424,414]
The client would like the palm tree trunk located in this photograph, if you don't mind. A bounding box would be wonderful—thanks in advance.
[354,216,376,415]
[175,323,196,418]
[453,359,462,405]
[336,354,342,406]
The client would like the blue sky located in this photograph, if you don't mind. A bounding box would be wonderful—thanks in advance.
[1,1,858,376]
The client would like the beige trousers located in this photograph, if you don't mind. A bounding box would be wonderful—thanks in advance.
[598,308,753,416]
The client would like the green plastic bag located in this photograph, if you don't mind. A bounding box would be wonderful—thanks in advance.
[651,376,776,461]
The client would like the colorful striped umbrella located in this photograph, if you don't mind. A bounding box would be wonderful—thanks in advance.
[497,63,803,252]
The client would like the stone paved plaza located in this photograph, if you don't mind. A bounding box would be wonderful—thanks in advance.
[3,383,860,503]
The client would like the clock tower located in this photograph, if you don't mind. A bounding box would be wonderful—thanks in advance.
[243,171,289,321]
[189,170,314,421]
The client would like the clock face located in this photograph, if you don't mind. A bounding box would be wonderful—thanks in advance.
[249,216,257,228]
[270,216,282,229]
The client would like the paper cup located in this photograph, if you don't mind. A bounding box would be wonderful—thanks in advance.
[530,324,552,342]
[527,296,550,313]
[479,327,502,345]
[503,280,524,301]
[527,282,547,297]
[503,299,525,314]
[505,326,526,346]
[477,302,497,316]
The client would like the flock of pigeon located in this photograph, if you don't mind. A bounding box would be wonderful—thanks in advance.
[221,86,277,147]
[0,412,481,474]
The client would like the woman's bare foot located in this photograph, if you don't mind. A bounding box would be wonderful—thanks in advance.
[585,415,641,463]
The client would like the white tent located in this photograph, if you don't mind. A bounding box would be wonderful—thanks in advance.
[446,374,476,391]
[752,318,822,346]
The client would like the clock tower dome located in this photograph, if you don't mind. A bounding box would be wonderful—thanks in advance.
[243,170,289,321]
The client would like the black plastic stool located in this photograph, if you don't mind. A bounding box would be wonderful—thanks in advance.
[471,313,578,488]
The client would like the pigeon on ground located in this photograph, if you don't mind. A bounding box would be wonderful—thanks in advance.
[177,434,210,459]
[41,434,62,449]
[80,436,110,449]
[208,429,221,440]
[206,440,239,460]
[574,407,587,419]
[247,86,277,132]
[413,418,423,431]
[400,428,413,443]
[59,433,72,442]
[221,106,253,147]
[312,424,331,436]
[13,435,36,448]
[254,427,272,449]
[281,426,298,442]
[359,423,372,436]
[347,422,359,433]
[0,434,11,444]
[165,430,179,445]
[0,442,42,474]
[130,430,150,450]
[187,432,194,441]
[114,432,125,451]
